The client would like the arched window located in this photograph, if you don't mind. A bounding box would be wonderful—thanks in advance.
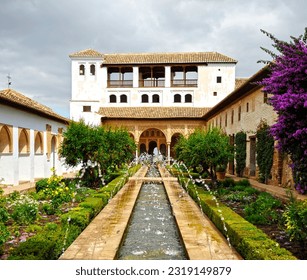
[19,129,29,154]
[141,94,149,103]
[174,94,181,103]
[34,132,43,154]
[51,135,57,169]
[120,94,127,103]
[0,125,12,153]
[110,95,117,103]
[79,64,85,75]
[185,94,192,103]
[90,64,96,75]
[152,94,160,103]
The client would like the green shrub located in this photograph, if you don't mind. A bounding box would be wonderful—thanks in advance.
[8,223,81,260]
[0,206,9,223]
[61,207,92,230]
[0,222,10,247]
[35,178,49,192]
[178,176,296,260]
[79,197,105,216]
[244,192,283,225]
[283,199,307,244]
[220,178,236,188]
[9,195,39,225]
[41,202,57,215]
[235,179,251,187]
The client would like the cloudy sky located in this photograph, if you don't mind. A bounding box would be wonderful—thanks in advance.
[0,0,306,117]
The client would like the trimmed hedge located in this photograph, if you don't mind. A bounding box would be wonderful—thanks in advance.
[178,176,296,260]
[8,164,141,260]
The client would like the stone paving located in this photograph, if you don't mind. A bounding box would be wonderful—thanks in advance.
[60,165,241,260]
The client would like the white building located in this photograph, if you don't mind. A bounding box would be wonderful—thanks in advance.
[69,49,237,125]
[0,89,72,186]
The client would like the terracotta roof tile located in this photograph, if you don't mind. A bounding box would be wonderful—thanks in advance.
[99,107,210,119]
[69,49,104,58]
[0,88,68,123]
[69,49,237,64]
[235,78,249,89]
[103,52,237,64]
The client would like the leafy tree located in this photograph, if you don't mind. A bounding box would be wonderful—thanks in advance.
[259,28,307,193]
[60,120,136,188]
[174,127,233,183]
[235,131,246,177]
[256,120,274,184]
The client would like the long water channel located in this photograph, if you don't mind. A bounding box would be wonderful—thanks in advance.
[117,165,187,260]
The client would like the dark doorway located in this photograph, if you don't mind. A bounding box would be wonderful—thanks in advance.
[140,143,147,154]
[160,144,166,156]
[148,141,157,155]
[229,134,235,175]
[250,137,256,176]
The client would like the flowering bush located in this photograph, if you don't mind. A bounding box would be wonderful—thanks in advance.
[9,195,39,225]
[37,173,76,211]
[260,28,307,193]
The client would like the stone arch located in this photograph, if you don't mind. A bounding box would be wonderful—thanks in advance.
[138,128,166,155]
[34,131,43,154]
[0,125,12,153]
[51,135,57,169]
[19,128,29,154]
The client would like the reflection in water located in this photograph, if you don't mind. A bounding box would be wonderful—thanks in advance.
[117,167,187,260]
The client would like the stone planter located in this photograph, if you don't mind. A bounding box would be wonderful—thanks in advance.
[216,171,226,180]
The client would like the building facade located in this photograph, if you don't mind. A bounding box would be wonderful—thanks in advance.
[69,49,293,187]
[69,49,237,160]
[0,89,72,186]
[203,66,293,186]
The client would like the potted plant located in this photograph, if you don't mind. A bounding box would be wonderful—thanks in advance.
[216,164,227,180]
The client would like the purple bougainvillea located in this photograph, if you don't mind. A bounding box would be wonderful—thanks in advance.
[260,28,307,194]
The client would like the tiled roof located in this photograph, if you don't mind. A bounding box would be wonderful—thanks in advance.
[99,107,210,119]
[0,88,68,123]
[69,49,104,58]
[70,49,237,64]
[235,78,249,89]
[103,52,237,64]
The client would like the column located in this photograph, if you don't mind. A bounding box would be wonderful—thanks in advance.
[135,141,139,162]
[167,142,171,164]
[133,66,139,88]
[165,66,171,88]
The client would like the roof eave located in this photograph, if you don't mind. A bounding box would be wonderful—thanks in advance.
[0,98,69,125]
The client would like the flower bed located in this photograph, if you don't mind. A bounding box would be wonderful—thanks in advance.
[0,164,141,260]
[176,175,297,260]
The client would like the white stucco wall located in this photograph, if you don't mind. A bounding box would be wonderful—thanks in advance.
[0,104,71,186]
[70,55,237,123]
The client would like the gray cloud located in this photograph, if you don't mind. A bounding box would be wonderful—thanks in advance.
[0,0,306,117]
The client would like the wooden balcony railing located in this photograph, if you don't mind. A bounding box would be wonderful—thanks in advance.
[107,79,197,88]
[171,79,198,87]
[108,80,133,87]
[139,79,165,87]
